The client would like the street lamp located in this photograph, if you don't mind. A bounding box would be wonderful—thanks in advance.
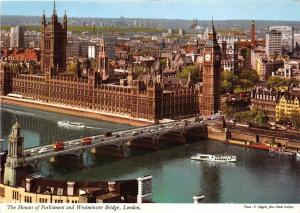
[0,139,3,183]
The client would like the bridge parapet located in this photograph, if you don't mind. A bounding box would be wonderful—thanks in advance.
[23,118,209,163]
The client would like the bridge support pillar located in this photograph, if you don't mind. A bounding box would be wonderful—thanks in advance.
[91,145,124,159]
[79,149,84,159]
[152,136,160,150]
[159,132,186,144]
[184,125,208,139]
[33,160,39,170]
[126,137,159,151]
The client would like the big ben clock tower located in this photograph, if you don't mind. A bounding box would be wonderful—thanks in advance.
[201,20,221,116]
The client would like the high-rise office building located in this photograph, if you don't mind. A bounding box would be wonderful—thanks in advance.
[10,26,24,48]
[251,20,256,47]
[266,29,282,57]
[269,26,294,53]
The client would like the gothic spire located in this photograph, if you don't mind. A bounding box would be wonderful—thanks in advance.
[211,17,216,34]
[53,0,57,15]
[42,10,46,24]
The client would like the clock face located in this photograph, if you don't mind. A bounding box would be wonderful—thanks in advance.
[205,54,211,62]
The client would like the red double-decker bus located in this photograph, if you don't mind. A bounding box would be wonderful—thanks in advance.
[53,140,64,151]
[81,137,92,146]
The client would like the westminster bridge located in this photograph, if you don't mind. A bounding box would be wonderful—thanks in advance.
[20,117,212,164]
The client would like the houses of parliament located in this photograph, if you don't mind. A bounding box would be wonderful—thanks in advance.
[0,4,221,123]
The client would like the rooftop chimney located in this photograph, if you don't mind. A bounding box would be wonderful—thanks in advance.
[67,181,75,196]
[108,181,116,192]
[25,178,33,192]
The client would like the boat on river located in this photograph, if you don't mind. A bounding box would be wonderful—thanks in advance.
[191,154,237,162]
[57,120,85,128]
[269,148,296,157]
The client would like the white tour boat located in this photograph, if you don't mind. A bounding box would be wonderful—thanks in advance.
[191,154,237,162]
[57,120,85,128]
[296,152,300,158]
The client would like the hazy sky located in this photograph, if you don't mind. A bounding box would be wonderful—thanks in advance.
[1,0,300,20]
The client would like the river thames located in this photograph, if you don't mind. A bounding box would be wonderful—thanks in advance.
[0,104,300,203]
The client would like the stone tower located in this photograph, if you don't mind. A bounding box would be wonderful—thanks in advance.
[201,20,221,116]
[0,62,12,96]
[98,36,109,81]
[40,1,67,72]
[3,119,25,186]
[148,78,163,124]
[251,20,256,47]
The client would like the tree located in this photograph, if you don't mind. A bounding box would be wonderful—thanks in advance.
[67,63,77,73]
[267,76,285,88]
[234,108,268,127]
[176,65,200,84]
[237,79,254,92]
[222,99,250,117]
[233,69,258,93]
[277,109,288,125]
[221,70,238,93]
[240,48,251,60]
[267,76,299,88]
[160,59,167,68]
[290,110,300,129]
[253,109,268,127]
[239,69,259,85]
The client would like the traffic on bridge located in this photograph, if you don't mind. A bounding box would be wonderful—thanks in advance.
[23,115,222,162]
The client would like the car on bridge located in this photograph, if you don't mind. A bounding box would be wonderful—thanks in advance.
[104,132,113,137]
[38,148,47,154]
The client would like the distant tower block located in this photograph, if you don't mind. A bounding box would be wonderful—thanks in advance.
[3,119,25,186]
[251,20,256,47]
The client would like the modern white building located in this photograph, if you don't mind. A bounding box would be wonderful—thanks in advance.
[88,45,96,58]
[266,29,282,57]
[269,26,294,53]
[10,26,24,48]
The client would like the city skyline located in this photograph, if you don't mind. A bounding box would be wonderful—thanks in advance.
[1,0,300,21]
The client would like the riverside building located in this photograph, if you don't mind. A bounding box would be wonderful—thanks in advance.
[0,3,222,123]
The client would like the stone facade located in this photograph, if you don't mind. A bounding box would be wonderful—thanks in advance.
[3,119,25,187]
[276,94,300,121]
[0,62,199,122]
[0,8,222,123]
[40,3,67,72]
[250,87,280,122]
[200,21,222,116]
